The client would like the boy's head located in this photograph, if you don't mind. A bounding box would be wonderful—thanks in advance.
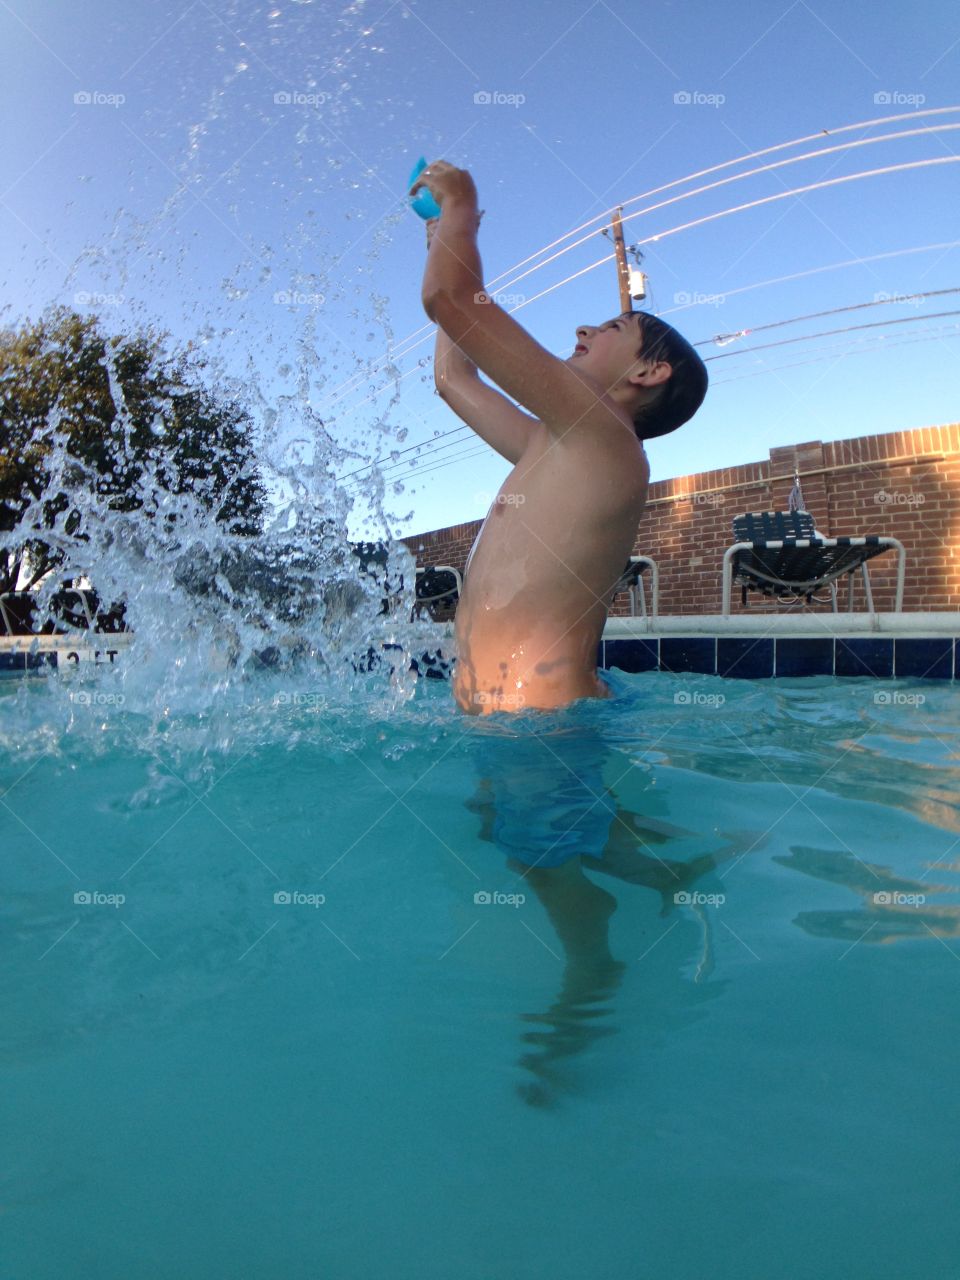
[569,311,708,440]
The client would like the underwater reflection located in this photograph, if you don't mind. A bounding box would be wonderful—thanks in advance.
[775,845,960,945]
[466,719,745,1108]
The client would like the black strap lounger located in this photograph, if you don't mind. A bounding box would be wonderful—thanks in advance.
[722,510,905,615]
[412,565,462,621]
[0,592,39,636]
[613,556,659,618]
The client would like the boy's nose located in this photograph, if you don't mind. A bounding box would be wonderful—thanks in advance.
[576,324,595,338]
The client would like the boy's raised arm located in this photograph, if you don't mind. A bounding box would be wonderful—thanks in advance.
[411,161,628,443]
[425,219,540,466]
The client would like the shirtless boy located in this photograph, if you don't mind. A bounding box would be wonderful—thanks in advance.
[412,160,708,715]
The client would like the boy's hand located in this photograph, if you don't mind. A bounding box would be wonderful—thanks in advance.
[409,159,478,211]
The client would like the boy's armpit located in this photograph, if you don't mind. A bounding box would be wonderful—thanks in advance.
[437,375,540,465]
[427,289,626,442]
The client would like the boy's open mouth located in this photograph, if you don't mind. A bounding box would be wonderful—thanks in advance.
[573,343,588,355]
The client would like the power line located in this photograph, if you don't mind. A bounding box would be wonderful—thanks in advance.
[349,310,960,489]
[356,288,960,484]
[658,239,960,317]
[320,110,960,414]
[697,286,960,348]
[705,308,960,360]
[380,442,493,486]
[377,324,960,492]
[483,121,960,299]
[336,140,960,484]
[479,107,960,294]
[335,151,960,479]
[711,322,960,384]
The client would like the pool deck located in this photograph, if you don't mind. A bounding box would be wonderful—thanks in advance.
[2,611,958,679]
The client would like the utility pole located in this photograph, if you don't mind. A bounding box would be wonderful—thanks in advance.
[610,207,633,314]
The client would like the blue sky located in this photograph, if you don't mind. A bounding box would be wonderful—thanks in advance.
[2,0,958,542]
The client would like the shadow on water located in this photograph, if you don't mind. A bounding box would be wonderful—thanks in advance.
[464,714,746,1109]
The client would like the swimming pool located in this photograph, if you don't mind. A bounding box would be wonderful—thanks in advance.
[3,665,959,1278]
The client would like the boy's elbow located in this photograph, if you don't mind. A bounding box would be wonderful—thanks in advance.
[423,286,476,330]
[422,288,441,322]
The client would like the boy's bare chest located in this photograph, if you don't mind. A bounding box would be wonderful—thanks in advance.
[464,439,647,585]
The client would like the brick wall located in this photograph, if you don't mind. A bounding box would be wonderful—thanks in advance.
[402,423,960,616]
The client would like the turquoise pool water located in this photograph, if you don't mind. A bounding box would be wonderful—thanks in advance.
[3,667,959,1278]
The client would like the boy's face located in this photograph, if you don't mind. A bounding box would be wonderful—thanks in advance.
[567,313,650,392]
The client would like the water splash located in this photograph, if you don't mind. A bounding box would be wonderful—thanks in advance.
[0,1,453,762]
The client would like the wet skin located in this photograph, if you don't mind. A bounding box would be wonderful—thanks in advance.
[453,418,649,715]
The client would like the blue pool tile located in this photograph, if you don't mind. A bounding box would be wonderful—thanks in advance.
[775,638,834,677]
[895,638,954,680]
[836,638,893,678]
[660,637,716,675]
[603,638,658,673]
[717,637,774,679]
[26,651,56,672]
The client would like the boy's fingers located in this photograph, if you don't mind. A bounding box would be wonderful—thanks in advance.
[409,161,438,196]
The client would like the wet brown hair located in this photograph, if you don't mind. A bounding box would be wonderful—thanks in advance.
[629,311,708,440]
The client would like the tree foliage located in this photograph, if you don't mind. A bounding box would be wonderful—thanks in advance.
[0,307,265,593]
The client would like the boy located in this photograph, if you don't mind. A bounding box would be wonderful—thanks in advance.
[412,160,707,715]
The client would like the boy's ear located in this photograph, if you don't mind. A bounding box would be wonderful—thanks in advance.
[629,359,672,389]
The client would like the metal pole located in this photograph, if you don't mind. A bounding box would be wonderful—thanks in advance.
[611,207,633,314]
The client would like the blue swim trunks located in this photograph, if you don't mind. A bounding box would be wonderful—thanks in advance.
[470,717,619,869]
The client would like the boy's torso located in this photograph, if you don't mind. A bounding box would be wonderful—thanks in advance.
[453,421,649,714]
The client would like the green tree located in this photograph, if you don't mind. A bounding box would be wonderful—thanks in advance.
[0,307,264,594]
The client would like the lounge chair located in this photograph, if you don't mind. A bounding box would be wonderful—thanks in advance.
[722,510,905,615]
[46,587,98,631]
[413,565,462,621]
[613,556,659,618]
[0,592,38,636]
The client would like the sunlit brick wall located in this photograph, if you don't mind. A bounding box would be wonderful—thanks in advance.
[403,424,960,616]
